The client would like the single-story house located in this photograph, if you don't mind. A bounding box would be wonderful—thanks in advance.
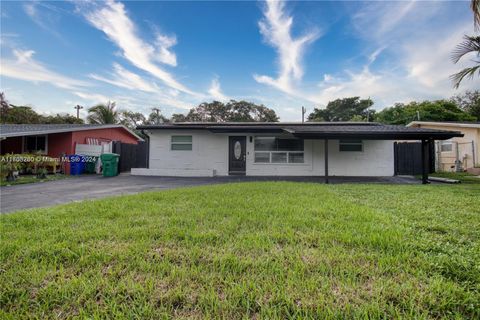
[133,122,462,183]
[407,121,479,172]
[0,123,142,161]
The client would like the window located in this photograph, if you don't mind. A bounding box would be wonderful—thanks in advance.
[254,137,304,163]
[440,141,453,152]
[339,140,363,152]
[171,135,192,150]
[23,135,47,153]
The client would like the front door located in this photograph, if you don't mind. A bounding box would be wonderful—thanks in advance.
[229,136,246,175]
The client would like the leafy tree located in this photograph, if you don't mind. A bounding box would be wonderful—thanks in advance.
[375,100,477,125]
[87,101,119,124]
[119,110,146,129]
[451,90,480,119]
[227,100,279,122]
[1,105,41,124]
[451,1,480,88]
[171,100,279,122]
[308,97,374,122]
[43,114,84,124]
[146,108,169,125]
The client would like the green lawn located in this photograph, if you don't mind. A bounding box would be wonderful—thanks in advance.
[1,182,479,319]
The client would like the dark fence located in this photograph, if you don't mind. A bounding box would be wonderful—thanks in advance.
[112,141,148,172]
[394,142,434,175]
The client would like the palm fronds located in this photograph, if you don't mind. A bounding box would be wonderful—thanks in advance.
[473,0,480,31]
[451,35,480,88]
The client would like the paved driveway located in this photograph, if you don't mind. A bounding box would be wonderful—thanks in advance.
[1,174,419,213]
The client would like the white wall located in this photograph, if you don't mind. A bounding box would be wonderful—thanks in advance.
[136,130,394,177]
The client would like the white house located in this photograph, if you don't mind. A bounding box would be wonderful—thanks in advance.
[132,122,462,183]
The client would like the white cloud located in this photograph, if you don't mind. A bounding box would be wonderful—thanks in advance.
[0,49,89,90]
[79,0,194,95]
[208,77,229,101]
[254,0,320,94]
[90,63,158,93]
[22,2,65,41]
[73,91,110,104]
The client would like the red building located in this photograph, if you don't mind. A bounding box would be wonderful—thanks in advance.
[1,124,142,159]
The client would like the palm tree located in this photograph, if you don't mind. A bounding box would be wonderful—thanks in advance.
[451,1,480,88]
[451,35,480,89]
[87,101,119,124]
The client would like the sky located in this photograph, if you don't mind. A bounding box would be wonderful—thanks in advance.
[0,0,478,121]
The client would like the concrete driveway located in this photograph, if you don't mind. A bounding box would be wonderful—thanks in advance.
[0,174,420,213]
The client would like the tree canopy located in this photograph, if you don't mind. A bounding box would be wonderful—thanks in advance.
[451,90,480,120]
[1,93,84,124]
[374,100,477,125]
[171,100,279,122]
[308,97,374,122]
[87,102,119,124]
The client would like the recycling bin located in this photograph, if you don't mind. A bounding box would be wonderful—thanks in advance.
[100,153,120,177]
[69,155,85,175]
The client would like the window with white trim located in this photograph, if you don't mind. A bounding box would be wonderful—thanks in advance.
[339,140,363,152]
[440,140,453,152]
[171,135,192,150]
[254,137,304,163]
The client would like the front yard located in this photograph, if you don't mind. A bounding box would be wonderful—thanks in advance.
[1,182,479,319]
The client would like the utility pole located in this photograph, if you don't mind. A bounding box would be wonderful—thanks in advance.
[301,106,306,123]
[416,110,421,121]
[74,105,83,119]
[152,107,161,124]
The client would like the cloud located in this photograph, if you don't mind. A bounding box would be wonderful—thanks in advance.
[90,63,159,93]
[254,0,320,94]
[73,91,110,104]
[78,0,194,95]
[0,49,89,90]
[208,77,229,101]
[22,2,65,41]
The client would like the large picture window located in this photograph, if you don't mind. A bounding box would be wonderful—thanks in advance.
[254,137,304,163]
[171,135,192,150]
[24,135,47,153]
[339,140,363,152]
[440,141,453,152]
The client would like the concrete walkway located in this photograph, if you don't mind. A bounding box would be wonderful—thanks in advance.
[0,174,420,213]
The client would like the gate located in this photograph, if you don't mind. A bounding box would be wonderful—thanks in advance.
[112,141,148,172]
[394,142,434,175]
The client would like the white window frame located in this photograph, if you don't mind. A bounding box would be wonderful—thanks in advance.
[22,135,48,154]
[339,140,363,152]
[253,137,304,164]
[440,140,453,153]
[170,135,192,151]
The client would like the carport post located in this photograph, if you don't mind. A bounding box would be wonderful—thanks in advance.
[325,139,329,184]
[421,139,429,184]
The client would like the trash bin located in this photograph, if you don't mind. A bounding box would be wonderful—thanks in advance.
[85,156,98,174]
[69,154,85,175]
[100,153,120,177]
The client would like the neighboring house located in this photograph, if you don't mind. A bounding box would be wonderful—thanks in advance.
[407,121,480,172]
[0,124,142,158]
[133,122,461,182]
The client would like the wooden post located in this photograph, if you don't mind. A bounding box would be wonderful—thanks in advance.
[421,139,429,184]
[325,139,329,184]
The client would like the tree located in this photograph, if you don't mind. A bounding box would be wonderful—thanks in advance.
[451,1,480,88]
[87,101,119,124]
[146,108,169,125]
[451,90,480,119]
[43,113,84,124]
[1,105,41,124]
[170,100,279,122]
[375,100,477,125]
[119,110,146,129]
[227,100,279,122]
[308,97,374,122]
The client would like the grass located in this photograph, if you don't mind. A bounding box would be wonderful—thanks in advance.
[1,182,479,319]
[0,174,69,187]
[429,172,480,184]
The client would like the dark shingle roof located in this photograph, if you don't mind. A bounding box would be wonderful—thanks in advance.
[0,124,143,140]
[137,122,462,140]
